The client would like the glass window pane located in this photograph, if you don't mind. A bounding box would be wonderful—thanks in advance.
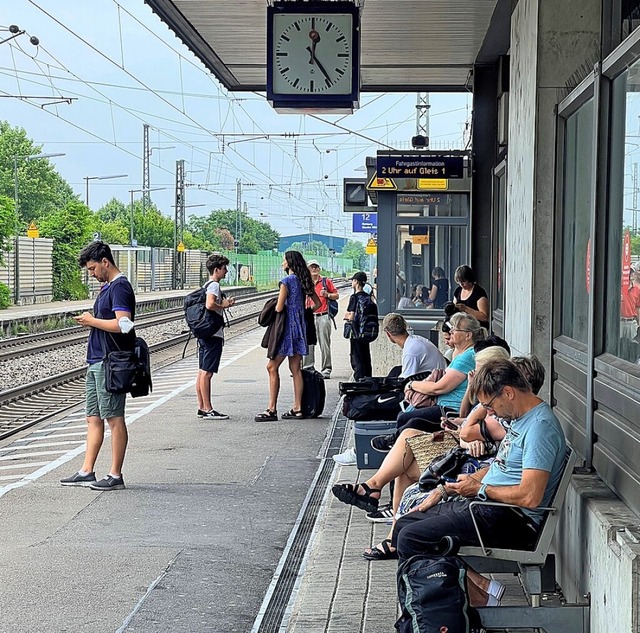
[621,0,640,42]
[495,169,507,312]
[397,193,469,217]
[394,223,467,311]
[559,99,594,344]
[606,65,640,364]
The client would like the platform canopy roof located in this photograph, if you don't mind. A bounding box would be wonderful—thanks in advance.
[144,0,509,92]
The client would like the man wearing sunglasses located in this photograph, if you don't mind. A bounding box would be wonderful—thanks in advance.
[392,357,567,561]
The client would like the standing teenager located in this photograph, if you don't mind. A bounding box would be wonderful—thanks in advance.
[255,251,320,421]
[345,271,378,380]
[196,253,235,420]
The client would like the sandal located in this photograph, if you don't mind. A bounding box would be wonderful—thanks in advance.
[363,538,398,561]
[254,409,278,422]
[331,481,381,513]
[281,409,304,419]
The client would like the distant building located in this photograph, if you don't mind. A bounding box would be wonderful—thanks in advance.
[279,233,348,253]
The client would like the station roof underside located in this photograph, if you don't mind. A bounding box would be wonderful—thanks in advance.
[144,0,507,92]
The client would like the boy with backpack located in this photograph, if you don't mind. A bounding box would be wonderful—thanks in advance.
[194,254,235,419]
[344,271,378,380]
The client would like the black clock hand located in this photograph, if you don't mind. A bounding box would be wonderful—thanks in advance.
[306,46,332,84]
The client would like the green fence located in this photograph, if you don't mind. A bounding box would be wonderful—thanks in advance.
[220,251,353,289]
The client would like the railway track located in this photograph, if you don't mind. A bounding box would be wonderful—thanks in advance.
[0,280,350,443]
[0,308,263,442]
[0,289,276,362]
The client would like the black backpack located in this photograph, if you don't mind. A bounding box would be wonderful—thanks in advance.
[322,277,339,319]
[184,281,225,339]
[354,293,379,342]
[130,336,152,398]
[396,555,479,633]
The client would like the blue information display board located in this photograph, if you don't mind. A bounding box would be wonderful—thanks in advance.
[376,155,464,178]
[352,212,378,232]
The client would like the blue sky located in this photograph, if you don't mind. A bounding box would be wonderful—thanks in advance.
[1,0,472,240]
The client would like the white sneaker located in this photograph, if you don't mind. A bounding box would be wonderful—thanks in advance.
[332,447,357,465]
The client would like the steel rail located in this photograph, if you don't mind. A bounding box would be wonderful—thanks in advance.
[0,309,262,442]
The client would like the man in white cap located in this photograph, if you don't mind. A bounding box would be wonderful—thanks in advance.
[303,260,339,379]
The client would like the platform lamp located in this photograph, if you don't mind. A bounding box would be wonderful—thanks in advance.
[84,174,128,208]
[13,152,65,303]
[129,187,166,246]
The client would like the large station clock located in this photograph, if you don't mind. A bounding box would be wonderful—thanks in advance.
[267,2,360,113]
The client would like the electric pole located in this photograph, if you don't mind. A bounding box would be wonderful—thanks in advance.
[173,159,185,289]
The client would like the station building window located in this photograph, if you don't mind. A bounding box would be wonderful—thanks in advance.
[493,161,507,322]
[606,63,640,365]
[559,99,594,345]
[394,222,467,311]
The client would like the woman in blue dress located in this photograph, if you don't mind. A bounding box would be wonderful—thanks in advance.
[255,251,320,421]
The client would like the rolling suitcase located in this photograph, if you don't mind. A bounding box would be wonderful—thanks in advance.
[301,368,326,418]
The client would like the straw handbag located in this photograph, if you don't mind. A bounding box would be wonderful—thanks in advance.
[405,430,459,472]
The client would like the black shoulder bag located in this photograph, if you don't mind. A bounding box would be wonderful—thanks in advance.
[102,331,139,395]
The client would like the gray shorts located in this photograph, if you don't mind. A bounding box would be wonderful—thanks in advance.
[86,361,126,419]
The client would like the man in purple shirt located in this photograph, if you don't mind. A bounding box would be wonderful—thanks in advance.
[60,241,136,491]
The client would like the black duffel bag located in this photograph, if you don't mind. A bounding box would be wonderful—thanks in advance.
[342,391,405,421]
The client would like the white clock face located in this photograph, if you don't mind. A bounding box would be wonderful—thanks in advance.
[272,13,353,95]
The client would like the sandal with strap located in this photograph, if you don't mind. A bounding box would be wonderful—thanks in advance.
[254,409,278,422]
[363,538,398,561]
[331,481,381,513]
[281,409,304,419]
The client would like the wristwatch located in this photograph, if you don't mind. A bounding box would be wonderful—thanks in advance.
[477,483,488,501]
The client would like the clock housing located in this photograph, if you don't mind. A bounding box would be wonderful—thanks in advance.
[267,1,360,113]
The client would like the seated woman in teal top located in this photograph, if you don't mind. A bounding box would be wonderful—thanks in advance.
[397,312,487,434]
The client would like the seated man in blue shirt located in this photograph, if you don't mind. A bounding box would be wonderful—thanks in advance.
[392,357,567,559]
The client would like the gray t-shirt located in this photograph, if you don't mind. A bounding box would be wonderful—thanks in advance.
[401,334,447,378]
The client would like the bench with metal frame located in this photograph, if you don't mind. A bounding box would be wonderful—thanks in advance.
[458,448,590,633]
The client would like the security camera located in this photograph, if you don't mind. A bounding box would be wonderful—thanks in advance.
[29,35,39,46]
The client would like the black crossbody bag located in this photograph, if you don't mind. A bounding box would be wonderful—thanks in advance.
[102,331,139,394]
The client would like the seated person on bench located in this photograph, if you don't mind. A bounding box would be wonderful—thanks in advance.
[392,357,566,568]
[331,346,512,560]
[382,312,447,378]
[370,312,486,453]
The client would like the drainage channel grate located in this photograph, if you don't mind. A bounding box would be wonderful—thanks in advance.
[254,410,348,633]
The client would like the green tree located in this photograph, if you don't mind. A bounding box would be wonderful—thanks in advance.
[187,209,280,253]
[342,239,367,270]
[0,194,16,265]
[0,122,74,229]
[39,199,94,300]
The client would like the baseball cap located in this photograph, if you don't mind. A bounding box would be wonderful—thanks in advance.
[307,259,321,268]
[351,271,367,284]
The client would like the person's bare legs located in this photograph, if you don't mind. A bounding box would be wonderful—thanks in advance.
[106,416,128,477]
[356,428,425,501]
[266,356,285,412]
[289,354,303,411]
[81,416,105,473]
[196,369,213,411]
